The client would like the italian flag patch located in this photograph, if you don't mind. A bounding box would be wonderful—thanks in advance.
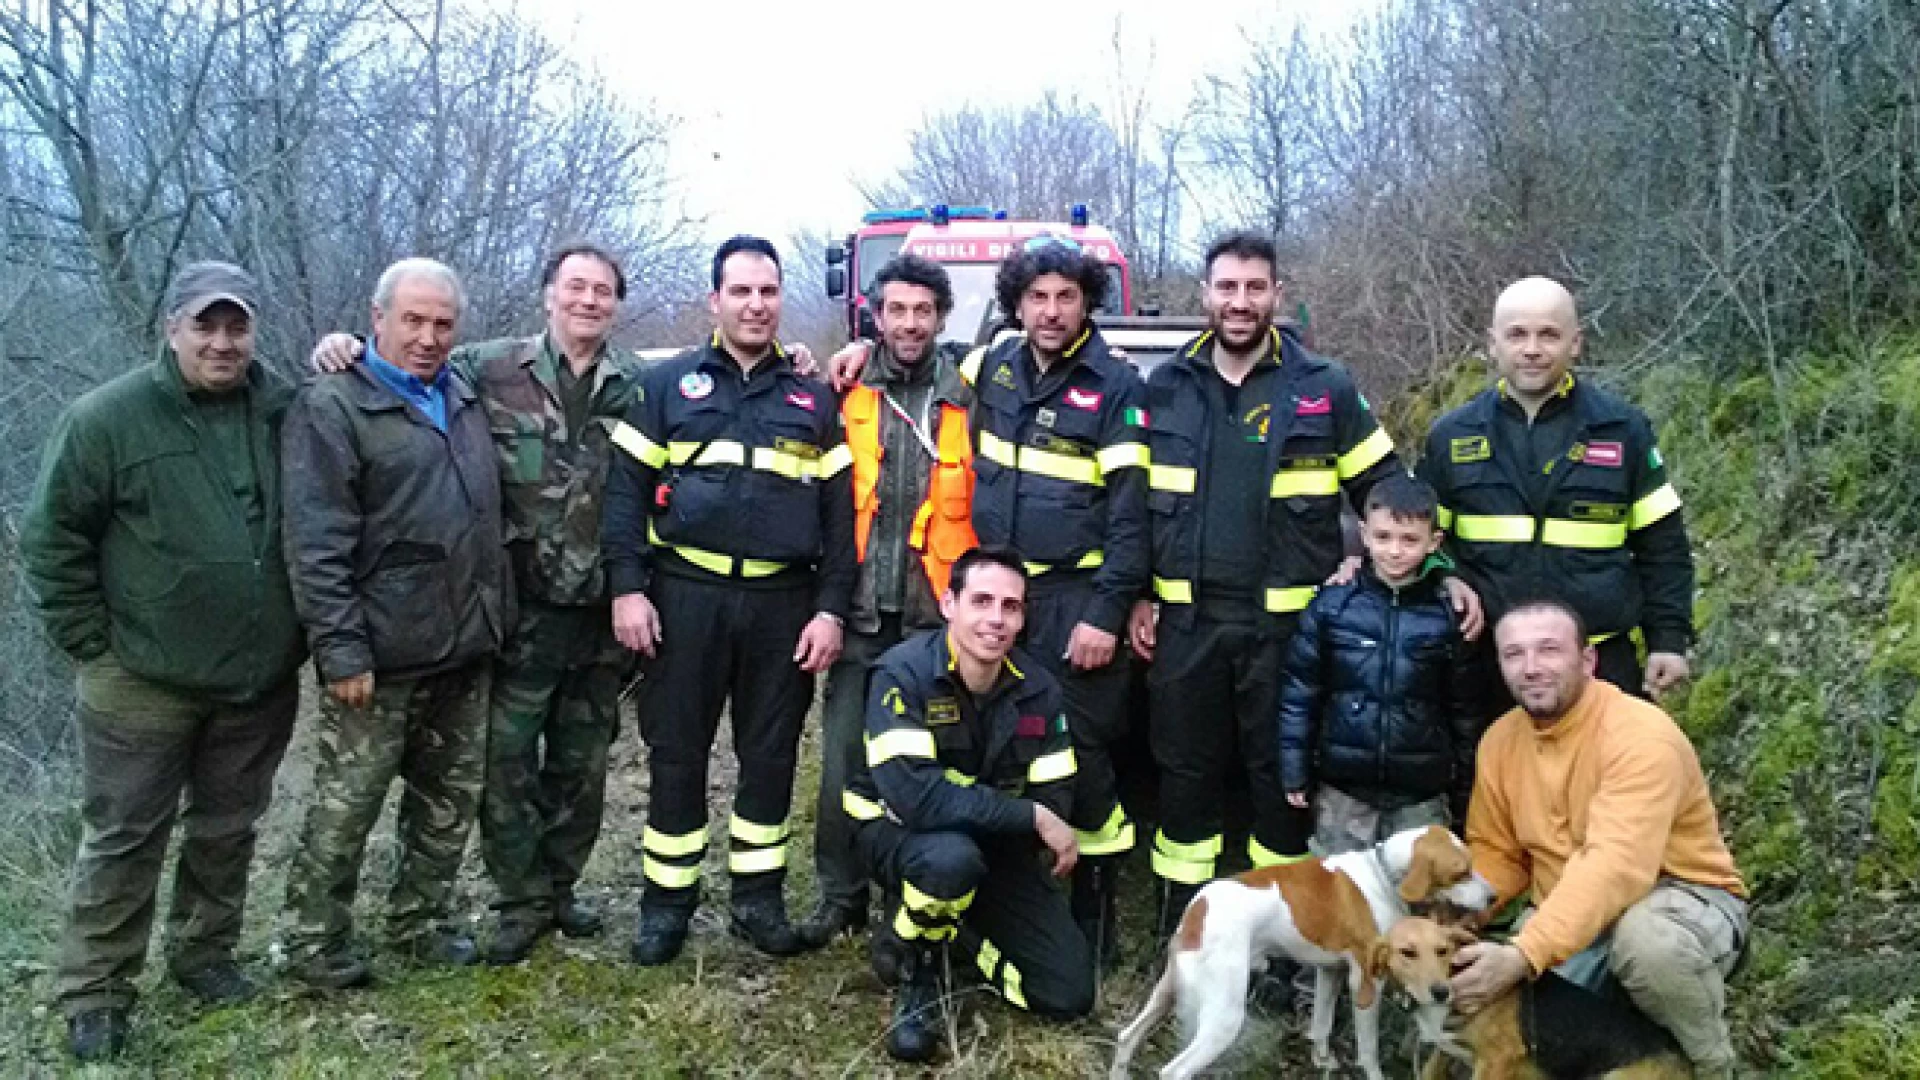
[1123,406,1149,427]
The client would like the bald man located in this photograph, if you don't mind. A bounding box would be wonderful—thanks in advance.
[1418,277,1694,708]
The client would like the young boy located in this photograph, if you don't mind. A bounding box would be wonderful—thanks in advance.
[1277,473,1486,854]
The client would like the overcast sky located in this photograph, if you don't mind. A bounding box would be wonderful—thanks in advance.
[519,0,1366,243]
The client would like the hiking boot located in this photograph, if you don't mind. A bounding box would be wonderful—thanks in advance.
[730,895,812,957]
[486,915,552,966]
[869,908,906,988]
[173,958,259,1005]
[797,897,869,949]
[67,1007,130,1062]
[630,907,692,967]
[885,944,946,1063]
[554,894,604,939]
[398,927,479,968]
[1252,955,1304,1014]
[287,945,372,991]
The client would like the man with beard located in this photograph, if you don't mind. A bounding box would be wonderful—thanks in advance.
[1451,599,1747,1080]
[957,234,1149,969]
[310,245,645,964]
[1128,230,1413,934]
[602,235,854,966]
[798,254,977,947]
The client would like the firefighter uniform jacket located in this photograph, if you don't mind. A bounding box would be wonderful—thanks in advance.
[602,335,856,616]
[959,327,1150,635]
[1418,375,1693,653]
[1145,327,1401,632]
[843,630,1078,834]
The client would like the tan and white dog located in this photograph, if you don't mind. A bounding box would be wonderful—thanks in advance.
[1110,826,1496,1080]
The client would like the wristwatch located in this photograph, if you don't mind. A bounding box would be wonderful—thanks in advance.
[814,611,845,627]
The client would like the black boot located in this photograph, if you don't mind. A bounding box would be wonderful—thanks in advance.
[67,1007,130,1062]
[630,907,692,967]
[729,894,812,957]
[1072,857,1122,972]
[797,896,870,948]
[885,943,946,1063]
[1154,879,1202,941]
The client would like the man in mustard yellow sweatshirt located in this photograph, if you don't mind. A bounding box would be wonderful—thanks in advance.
[1451,598,1748,1079]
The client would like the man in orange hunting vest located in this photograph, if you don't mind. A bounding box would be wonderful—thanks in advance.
[798,253,978,947]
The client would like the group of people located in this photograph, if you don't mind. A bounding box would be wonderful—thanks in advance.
[20,228,1748,1078]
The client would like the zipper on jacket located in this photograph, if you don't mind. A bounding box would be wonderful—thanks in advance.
[1379,586,1400,785]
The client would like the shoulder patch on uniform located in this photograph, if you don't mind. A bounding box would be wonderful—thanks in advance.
[1450,435,1491,463]
[1649,447,1663,469]
[1580,440,1623,467]
[1016,714,1047,738]
[1295,393,1332,416]
[1123,406,1149,427]
[1064,387,1103,411]
[679,371,714,400]
[882,687,906,716]
[925,698,960,726]
[993,363,1016,390]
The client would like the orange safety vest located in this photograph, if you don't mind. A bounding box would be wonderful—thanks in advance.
[843,385,978,599]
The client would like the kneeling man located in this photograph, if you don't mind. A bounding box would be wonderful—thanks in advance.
[1452,599,1748,1079]
[844,547,1094,1062]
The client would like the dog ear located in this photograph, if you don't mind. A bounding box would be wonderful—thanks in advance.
[1367,937,1394,980]
[1398,846,1435,905]
[1354,961,1380,1010]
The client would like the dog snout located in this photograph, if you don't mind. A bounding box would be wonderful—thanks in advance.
[1431,982,1452,1005]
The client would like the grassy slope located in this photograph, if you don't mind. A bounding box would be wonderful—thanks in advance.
[4,340,1920,1076]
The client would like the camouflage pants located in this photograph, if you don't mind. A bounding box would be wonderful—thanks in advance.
[1308,784,1450,856]
[281,662,488,959]
[481,600,625,921]
[55,656,296,1015]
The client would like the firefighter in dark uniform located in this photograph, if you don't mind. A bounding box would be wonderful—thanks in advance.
[1128,230,1409,932]
[602,235,855,965]
[845,546,1093,1062]
[1420,276,1694,706]
[957,235,1149,967]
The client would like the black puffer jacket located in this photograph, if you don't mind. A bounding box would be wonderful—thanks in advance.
[1277,561,1486,807]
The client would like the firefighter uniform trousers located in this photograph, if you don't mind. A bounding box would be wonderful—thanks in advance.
[1021,574,1135,862]
[635,571,815,911]
[856,823,1094,1018]
[1145,614,1307,888]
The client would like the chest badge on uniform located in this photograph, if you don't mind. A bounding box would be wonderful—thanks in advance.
[679,371,714,400]
[1243,402,1271,442]
[1036,407,1057,428]
[1581,440,1623,467]
[786,390,816,412]
[993,364,1017,390]
[1064,387,1103,411]
[1451,435,1491,463]
[1016,714,1048,738]
[1295,394,1332,416]
[925,698,960,726]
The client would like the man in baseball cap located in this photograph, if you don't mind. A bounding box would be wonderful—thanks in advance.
[19,259,306,1060]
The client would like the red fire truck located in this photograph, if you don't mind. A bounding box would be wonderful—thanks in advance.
[825,204,1134,344]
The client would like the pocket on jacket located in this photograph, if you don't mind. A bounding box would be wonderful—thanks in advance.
[362,558,454,670]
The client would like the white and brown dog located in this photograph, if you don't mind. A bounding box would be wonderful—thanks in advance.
[1110,826,1496,1080]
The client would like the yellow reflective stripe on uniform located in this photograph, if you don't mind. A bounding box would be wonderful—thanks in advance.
[642,825,707,857]
[648,522,789,578]
[1629,482,1682,530]
[1096,441,1150,475]
[750,446,815,479]
[1149,464,1196,493]
[842,790,884,820]
[1453,515,1535,543]
[728,814,789,846]
[1435,504,1456,530]
[1540,519,1628,549]
[1000,959,1028,1009]
[643,856,702,889]
[668,439,747,466]
[1151,831,1222,885]
[1075,803,1136,856]
[979,430,1102,486]
[1026,747,1078,785]
[1337,426,1395,479]
[892,905,957,942]
[959,347,985,386]
[1265,586,1317,613]
[1154,577,1194,604]
[1270,468,1339,498]
[1248,836,1313,869]
[865,727,938,766]
[611,421,669,468]
[903,881,976,918]
[943,768,976,787]
[728,846,788,874]
[1027,551,1104,575]
[818,442,854,478]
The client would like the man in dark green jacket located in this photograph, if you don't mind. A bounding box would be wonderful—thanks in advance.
[20,262,305,1062]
